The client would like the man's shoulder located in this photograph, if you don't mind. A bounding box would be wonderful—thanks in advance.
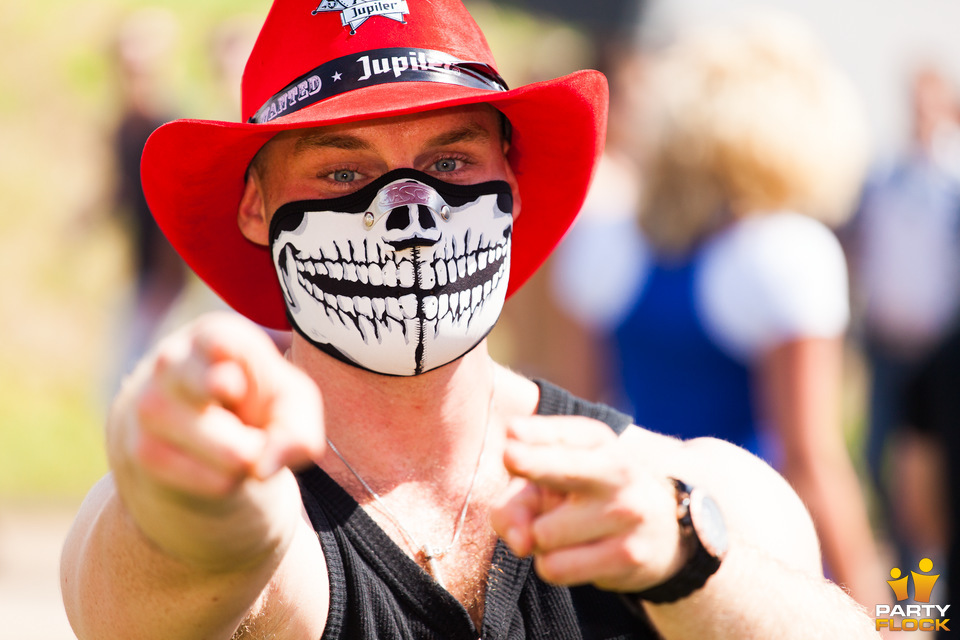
[530,378,634,435]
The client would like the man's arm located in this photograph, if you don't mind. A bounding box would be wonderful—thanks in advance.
[491,416,879,639]
[60,313,328,640]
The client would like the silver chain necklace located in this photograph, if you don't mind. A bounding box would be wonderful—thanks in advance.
[325,391,494,589]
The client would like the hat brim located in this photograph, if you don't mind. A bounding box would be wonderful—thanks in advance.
[141,70,608,330]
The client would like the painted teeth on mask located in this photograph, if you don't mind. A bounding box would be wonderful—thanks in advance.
[429,235,512,327]
[290,229,510,336]
[351,240,366,263]
[400,294,418,319]
[446,259,457,284]
[357,315,377,343]
[325,293,410,340]
[295,229,509,295]
[438,293,449,317]
[398,261,415,288]
[430,262,509,328]
[355,296,373,318]
[420,263,436,290]
[386,297,402,320]
[291,268,411,339]
[368,263,383,286]
[295,255,413,291]
[423,296,439,320]
[382,261,399,287]
[333,239,350,261]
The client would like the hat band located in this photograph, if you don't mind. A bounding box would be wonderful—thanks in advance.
[249,47,509,124]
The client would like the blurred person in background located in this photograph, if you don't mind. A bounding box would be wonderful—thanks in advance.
[484,0,648,395]
[143,13,295,352]
[551,14,887,608]
[902,310,960,638]
[842,64,960,575]
[208,15,262,120]
[543,65,645,402]
[108,8,188,382]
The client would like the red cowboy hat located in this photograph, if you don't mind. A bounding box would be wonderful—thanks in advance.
[141,0,608,330]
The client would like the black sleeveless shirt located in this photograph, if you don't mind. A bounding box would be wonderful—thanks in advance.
[296,379,659,639]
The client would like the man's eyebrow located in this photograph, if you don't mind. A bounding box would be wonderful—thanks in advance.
[425,122,493,148]
[294,132,372,154]
[291,121,494,155]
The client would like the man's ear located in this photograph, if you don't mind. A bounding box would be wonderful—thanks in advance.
[238,171,270,246]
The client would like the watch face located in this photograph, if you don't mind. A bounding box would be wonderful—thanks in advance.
[689,490,729,559]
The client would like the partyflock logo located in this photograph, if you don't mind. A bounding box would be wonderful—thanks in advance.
[312,0,410,34]
[875,558,950,632]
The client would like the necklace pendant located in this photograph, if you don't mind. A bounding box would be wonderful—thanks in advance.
[421,543,447,561]
[422,544,445,589]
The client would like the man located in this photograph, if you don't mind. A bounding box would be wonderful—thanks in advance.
[61,1,878,638]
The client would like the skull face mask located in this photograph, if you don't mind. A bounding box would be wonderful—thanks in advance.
[269,168,513,376]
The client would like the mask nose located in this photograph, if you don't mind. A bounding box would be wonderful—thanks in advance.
[371,178,449,251]
[386,204,437,232]
[383,204,443,250]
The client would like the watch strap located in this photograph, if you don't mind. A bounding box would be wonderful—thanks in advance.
[626,479,724,605]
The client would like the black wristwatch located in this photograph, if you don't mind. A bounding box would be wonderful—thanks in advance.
[628,478,728,605]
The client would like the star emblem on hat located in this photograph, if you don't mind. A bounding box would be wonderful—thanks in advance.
[312,0,410,34]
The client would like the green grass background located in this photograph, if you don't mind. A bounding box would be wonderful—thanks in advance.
[0,0,278,500]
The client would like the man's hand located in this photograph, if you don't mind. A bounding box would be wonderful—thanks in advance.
[108,311,325,567]
[62,312,332,640]
[490,416,685,592]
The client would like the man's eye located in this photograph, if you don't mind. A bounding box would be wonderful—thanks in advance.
[331,169,357,182]
[433,158,460,173]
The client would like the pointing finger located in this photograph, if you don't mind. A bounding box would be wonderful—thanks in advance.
[507,416,617,448]
[491,477,540,556]
[504,437,628,495]
[137,388,267,475]
[252,363,326,479]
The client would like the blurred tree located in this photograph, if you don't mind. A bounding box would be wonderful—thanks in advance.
[486,0,645,43]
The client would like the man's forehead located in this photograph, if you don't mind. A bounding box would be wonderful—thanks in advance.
[293,122,494,155]
[281,103,503,150]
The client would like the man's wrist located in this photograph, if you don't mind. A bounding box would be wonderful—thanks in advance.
[625,478,728,606]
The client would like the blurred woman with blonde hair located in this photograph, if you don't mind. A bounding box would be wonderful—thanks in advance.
[552,12,885,607]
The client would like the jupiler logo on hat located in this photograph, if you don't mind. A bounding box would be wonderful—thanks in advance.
[312,0,410,34]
